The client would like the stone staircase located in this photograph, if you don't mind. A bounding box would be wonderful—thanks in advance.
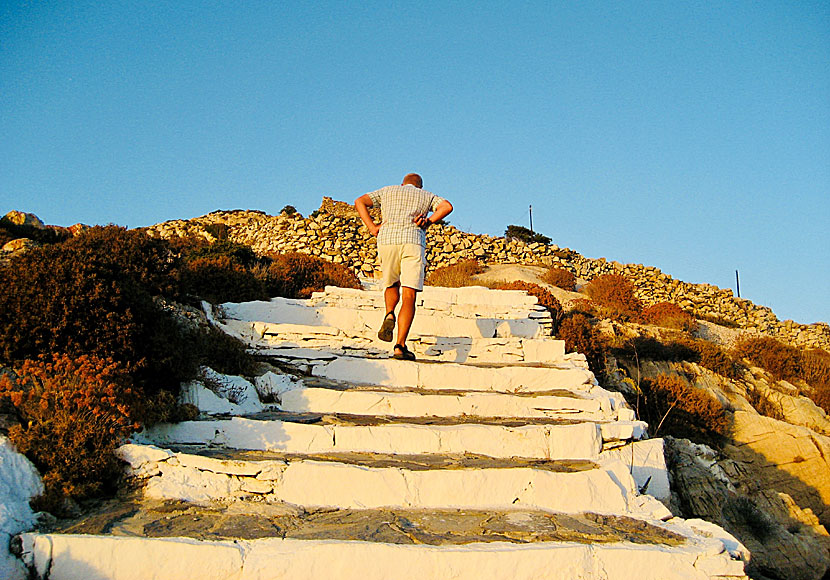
[17,285,749,579]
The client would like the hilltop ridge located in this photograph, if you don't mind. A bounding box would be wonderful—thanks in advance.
[137,202,829,351]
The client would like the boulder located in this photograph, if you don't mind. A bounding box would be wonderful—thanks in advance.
[1,211,45,229]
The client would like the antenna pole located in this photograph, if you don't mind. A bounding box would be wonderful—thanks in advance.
[529,205,533,233]
[735,270,741,298]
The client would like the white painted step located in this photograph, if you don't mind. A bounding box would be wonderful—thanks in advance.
[19,528,749,580]
[308,356,594,393]
[277,386,623,421]
[140,417,603,460]
[118,444,671,520]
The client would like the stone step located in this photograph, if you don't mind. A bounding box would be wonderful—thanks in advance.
[219,284,554,343]
[307,356,595,394]
[19,520,749,580]
[117,444,672,520]
[140,417,603,460]
[241,326,568,365]
[276,385,628,422]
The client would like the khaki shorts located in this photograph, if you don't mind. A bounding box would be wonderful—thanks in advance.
[378,243,426,291]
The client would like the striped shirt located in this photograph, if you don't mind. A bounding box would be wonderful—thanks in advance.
[367,184,445,247]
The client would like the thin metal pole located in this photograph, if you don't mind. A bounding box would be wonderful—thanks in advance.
[529,205,533,233]
[735,270,741,298]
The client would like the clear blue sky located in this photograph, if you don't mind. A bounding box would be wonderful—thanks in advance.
[2,1,828,324]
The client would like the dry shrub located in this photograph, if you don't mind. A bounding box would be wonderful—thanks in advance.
[180,255,267,304]
[426,259,485,288]
[678,338,740,379]
[557,313,606,377]
[0,355,142,510]
[745,385,785,421]
[261,252,361,298]
[584,274,642,320]
[196,326,258,377]
[541,267,576,291]
[638,374,727,444]
[640,302,698,333]
[733,337,801,382]
[496,281,563,334]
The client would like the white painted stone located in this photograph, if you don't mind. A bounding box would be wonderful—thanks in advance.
[278,387,611,420]
[600,421,648,441]
[17,533,746,580]
[200,368,264,414]
[600,439,670,501]
[145,464,244,503]
[311,357,595,394]
[522,339,566,363]
[20,533,245,580]
[116,443,173,467]
[143,420,602,460]
[0,435,43,580]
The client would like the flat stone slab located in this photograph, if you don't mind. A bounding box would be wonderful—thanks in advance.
[141,417,603,460]
[46,497,685,546]
[278,386,617,420]
[19,522,748,579]
[310,356,595,393]
[119,445,672,519]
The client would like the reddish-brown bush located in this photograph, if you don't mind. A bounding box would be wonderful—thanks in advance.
[733,337,801,382]
[425,259,485,288]
[640,302,698,333]
[185,239,259,268]
[180,255,267,304]
[556,313,606,377]
[638,374,727,445]
[0,355,142,509]
[584,274,642,320]
[679,338,740,379]
[260,252,361,298]
[496,281,563,334]
[541,267,576,291]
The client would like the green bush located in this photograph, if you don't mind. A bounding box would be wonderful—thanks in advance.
[185,239,259,268]
[0,226,189,390]
[584,274,642,320]
[504,224,551,245]
[180,255,267,304]
[541,267,576,291]
[260,252,361,298]
[426,259,485,288]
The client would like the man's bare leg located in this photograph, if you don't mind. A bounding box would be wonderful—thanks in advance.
[395,286,418,348]
[384,283,400,317]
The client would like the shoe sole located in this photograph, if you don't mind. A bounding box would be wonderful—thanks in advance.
[378,317,395,342]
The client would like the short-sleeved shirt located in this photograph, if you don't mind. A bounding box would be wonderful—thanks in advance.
[367,184,445,248]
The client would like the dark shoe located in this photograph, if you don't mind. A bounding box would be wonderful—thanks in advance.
[392,343,416,361]
[378,312,396,342]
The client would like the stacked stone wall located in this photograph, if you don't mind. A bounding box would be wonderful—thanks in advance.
[145,206,830,351]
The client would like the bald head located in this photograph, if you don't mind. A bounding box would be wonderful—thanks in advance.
[402,173,423,188]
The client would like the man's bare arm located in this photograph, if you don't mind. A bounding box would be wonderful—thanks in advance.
[355,194,380,236]
[414,199,454,229]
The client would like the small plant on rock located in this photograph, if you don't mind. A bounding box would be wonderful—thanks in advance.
[583,274,642,320]
[541,267,576,291]
[638,373,727,445]
[496,281,563,334]
[556,313,606,377]
[639,302,698,333]
[426,259,485,288]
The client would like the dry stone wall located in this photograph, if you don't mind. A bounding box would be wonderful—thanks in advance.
[145,204,830,351]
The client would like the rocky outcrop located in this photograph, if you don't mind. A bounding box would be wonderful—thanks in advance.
[666,437,830,580]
